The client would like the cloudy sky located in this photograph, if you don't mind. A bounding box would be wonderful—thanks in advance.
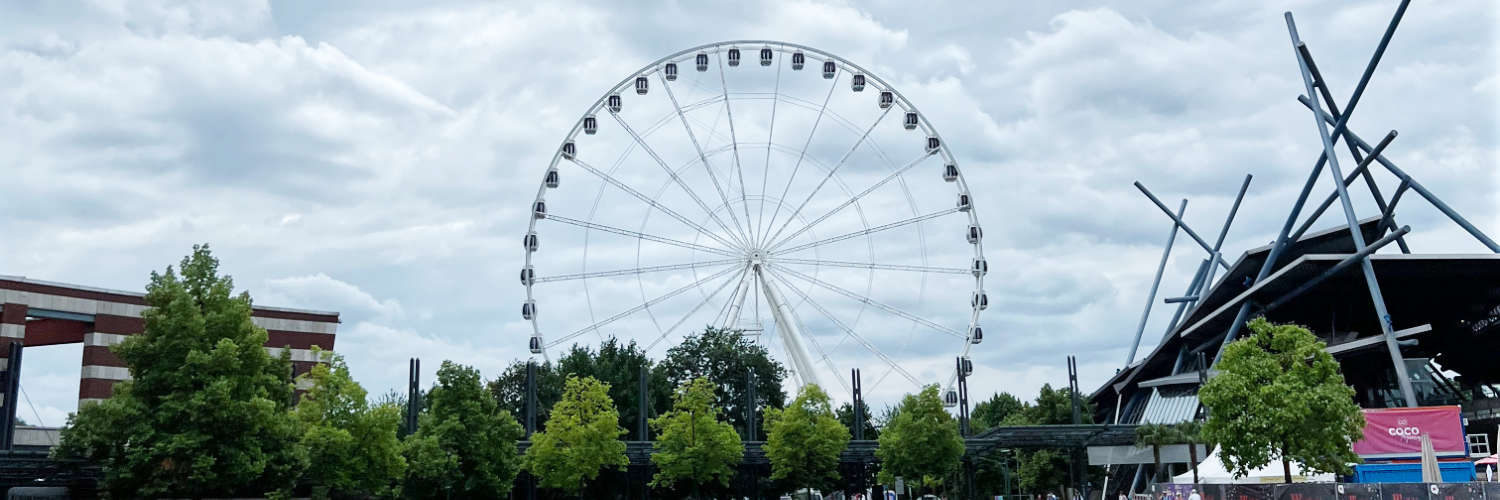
[2,0,1496,426]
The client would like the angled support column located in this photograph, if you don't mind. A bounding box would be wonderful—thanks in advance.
[1287,12,1416,406]
[1127,199,1187,366]
[755,264,820,389]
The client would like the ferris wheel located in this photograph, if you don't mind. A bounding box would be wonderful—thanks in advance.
[521,41,986,404]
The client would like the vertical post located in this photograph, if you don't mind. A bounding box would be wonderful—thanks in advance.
[405,358,421,436]
[851,368,865,441]
[1127,199,1187,367]
[1287,13,1417,407]
[956,358,971,437]
[639,365,649,441]
[745,368,757,441]
[1069,355,1084,500]
[525,360,537,437]
[1,342,21,451]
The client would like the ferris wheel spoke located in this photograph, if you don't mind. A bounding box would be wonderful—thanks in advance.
[568,157,742,251]
[643,265,748,353]
[755,49,783,245]
[759,71,841,248]
[762,105,894,248]
[768,258,968,275]
[607,107,750,249]
[658,72,754,245]
[533,259,742,284]
[549,264,743,348]
[771,207,962,255]
[763,267,923,387]
[547,214,741,258]
[716,51,757,249]
[769,151,936,249]
[773,265,965,338]
[720,270,755,329]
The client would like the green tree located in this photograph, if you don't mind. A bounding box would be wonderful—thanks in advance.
[1134,423,1175,483]
[1199,318,1364,482]
[649,377,744,495]
[1177,421,1207,484]
[525,375,629,496]
[971,392,1025,431]
[404,361,524,499]
[491,338,673,437]
[656,327,787,439]
[876,385,964,493]
[293,349,405,498]
[764,384,850,493]
[54,245,304,497]
[835,402,879,440]
[1006,383,1102,494]
[490,359,566,430]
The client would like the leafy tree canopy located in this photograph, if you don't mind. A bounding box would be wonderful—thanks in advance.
[764,384,850,493]
[876,385,963,492]
[524,375,629,494]
[55,244,303,497]
[649,377,744,492]
[836,402,879,440]
[656,327,787,439]
[1199,318,1364,482]
[491,337,673,438]
[404,361,524,499]
[293,349,405,498]
[971,392,1025,431]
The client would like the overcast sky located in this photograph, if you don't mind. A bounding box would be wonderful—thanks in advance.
[2,0,1496,426]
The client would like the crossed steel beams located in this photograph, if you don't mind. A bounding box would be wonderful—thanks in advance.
[1127,0,1500,408]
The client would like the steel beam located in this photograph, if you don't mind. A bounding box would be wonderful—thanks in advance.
[1296,95,1500,253]
[1127,199,1187,367]
[1133,183,1232,270]
[1287,12,1416,406]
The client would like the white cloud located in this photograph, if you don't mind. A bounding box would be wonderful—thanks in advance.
[0,0,1494,413]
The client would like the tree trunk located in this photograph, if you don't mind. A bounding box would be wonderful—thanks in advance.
[1152,445,1163,483]
[1189,442,1199,484]
[1281,443,1292,484]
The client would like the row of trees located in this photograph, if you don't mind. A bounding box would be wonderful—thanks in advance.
[50,246,976,498]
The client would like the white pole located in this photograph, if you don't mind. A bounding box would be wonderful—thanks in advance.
[756,264,821,389]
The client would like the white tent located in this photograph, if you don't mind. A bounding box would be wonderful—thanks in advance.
[1172,447,1335,484]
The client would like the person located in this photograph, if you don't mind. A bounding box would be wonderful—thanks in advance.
[1188,489,1201,500]
[1047,491,1058,500]
[1119,492,1129,500]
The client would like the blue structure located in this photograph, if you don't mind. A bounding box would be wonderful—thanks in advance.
[1351,462,1476,483]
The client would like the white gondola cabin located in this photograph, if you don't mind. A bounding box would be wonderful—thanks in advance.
[727,48,741,66]
[520,265,535,285]
[523,232,538,252]
[878,91,893,109]
[926,136,941,154]
[791,51,805,70]
[957,192,971,212]
[970,326,983,344]
[696,53,709,72]
[943,163,959,182]
[904,112,919,130]
[822,61,836,79]
[664,63,678,81]
[972,291,988,310]
[759,47,773,66]
[607,94,622,113]
[971,257,987,277]
[522,300,536,320]
[635,76,649,95]
[561,141,575,160]
[944,389,959,407]
[533,199,547,219]
[967,224,982,244]
[582,115,597,135]
[529,336,543,354]
[545,168,560,189]
[960,357,974,376]
[851,74,865,92]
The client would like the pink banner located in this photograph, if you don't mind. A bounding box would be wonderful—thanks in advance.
[1352,405,1465,458]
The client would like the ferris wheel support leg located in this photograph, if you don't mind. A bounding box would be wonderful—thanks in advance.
[754,264,820,389]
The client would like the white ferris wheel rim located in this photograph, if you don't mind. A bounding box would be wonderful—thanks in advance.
[521,40,986,398]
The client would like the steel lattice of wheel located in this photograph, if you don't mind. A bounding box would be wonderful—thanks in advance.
[521,41,986,404]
